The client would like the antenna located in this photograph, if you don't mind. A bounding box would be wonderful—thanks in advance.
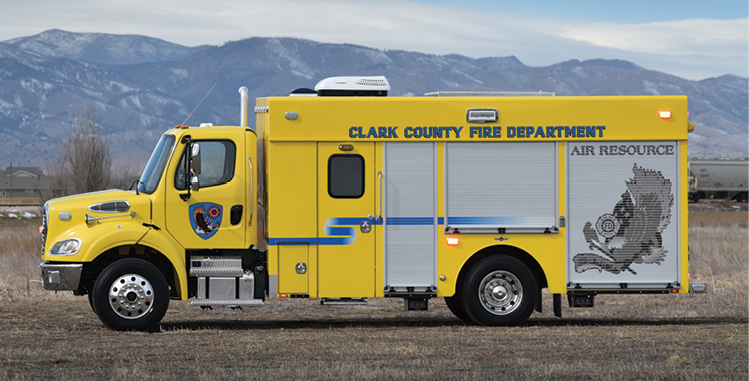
[181,83,217,126]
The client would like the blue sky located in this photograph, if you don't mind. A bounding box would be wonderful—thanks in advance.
[1,0,746,80]
[415,0,748,22]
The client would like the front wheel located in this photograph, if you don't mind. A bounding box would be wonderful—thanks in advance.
[92,258,169,331]
[459,256,537,326]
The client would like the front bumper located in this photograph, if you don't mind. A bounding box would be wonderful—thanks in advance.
[40,263,83,291]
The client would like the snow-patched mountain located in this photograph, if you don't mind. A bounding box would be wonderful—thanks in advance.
[5,29,208,65]
[0,30,746,167]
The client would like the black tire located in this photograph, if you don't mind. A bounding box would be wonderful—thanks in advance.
[92,258,169,331]
[444,295,471,323]
[459,256,537,326]
[88,291,96,312]
[690,192,701,203]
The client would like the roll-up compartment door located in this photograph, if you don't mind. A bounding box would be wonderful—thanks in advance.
[384,142,437,292]
[566,141,680,289]
[445,142,557,233]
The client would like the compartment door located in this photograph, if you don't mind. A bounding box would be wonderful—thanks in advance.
[277,244,309,295]
[383,142,437,292]
[317,143,377,297]
[567,141,680,289]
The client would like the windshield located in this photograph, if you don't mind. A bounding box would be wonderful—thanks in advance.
[138,134,176,194]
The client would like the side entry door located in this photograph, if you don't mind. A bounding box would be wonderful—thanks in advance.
[165,131,246,249]
[317,142,377,298]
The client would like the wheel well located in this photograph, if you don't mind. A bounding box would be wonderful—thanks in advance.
[455,245,548,294]
[79,245,180,298]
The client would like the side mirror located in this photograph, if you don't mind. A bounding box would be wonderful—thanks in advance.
[190,175,200,191]
[191,143,202,176]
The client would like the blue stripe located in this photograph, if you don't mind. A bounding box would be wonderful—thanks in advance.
[387,217,433,225]
[446,217,526,225]
[268,237,355,245]
[269,216,450,246]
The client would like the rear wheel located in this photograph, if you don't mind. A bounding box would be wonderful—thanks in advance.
[444,295,471,323]
[460,256,537,326]
[92,258,169,331]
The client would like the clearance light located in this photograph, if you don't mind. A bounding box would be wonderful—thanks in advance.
[670,289,679,294]
[658,110,672,119]
[279,294,289,298]
[446,237,460,246]
[38,225,44,234]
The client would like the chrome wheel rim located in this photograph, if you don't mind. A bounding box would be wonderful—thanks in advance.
[108,273,155,319]
[478,270,523,315]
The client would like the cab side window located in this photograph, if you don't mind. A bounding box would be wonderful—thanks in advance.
[175,140,236,190]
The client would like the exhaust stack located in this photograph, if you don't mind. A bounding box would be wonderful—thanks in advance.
[239,86,249,128]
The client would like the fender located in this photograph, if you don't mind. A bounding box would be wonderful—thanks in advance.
[440,241,554,297]
[137,227,188,299]
[74,221,187,299]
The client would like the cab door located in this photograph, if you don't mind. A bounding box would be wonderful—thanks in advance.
[317,142,377,297]
[165,130,246,249]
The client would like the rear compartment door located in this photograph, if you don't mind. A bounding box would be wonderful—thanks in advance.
[566,141,681,289]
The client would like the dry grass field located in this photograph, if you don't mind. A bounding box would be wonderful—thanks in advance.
[0,206,746,380]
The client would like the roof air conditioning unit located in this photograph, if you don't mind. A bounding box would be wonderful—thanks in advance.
[314,76,390,97]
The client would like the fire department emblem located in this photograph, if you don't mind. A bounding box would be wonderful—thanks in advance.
[573,164,673,275]
[189,203,222,240]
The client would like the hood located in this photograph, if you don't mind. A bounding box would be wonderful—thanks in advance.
[46,189,151,224]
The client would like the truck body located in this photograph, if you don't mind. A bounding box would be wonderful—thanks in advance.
[689,158,748,202]
[40,76,703,330]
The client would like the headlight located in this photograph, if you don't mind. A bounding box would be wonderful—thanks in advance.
[50,239,81,256]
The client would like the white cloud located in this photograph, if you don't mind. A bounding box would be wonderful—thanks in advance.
[556,18,748,57]
[0,0,746,79]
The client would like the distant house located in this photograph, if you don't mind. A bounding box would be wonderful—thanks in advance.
[0,166,50,204]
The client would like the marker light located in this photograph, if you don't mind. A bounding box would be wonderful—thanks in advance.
[446,237,460,246]
[670,289,679,293]
[658,110,672,119]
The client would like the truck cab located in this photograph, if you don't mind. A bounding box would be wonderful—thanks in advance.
[41,123,260,330]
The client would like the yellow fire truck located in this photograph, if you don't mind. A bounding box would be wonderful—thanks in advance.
[40,76,705,330]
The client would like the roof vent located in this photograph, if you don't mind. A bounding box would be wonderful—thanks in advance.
[314,76,390,97]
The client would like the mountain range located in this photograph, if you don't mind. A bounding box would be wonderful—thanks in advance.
[0,29,746,169]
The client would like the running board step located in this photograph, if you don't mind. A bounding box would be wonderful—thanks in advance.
[191,299,264,307]
[320,298,368,306]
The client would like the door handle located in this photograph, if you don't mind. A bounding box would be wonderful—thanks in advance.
[377,171,383,222]
[248,157,253,226]
[230,205,243,225]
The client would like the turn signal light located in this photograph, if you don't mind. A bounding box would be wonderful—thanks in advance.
[446,237,460,246]
[658,110,672,119]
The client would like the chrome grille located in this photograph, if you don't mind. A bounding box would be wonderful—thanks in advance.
[41,203,48,256]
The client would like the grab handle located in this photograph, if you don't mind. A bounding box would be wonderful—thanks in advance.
[248,157,253,226]
[377,171,383,222]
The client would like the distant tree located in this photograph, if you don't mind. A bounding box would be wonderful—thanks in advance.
[46,103,111,198]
